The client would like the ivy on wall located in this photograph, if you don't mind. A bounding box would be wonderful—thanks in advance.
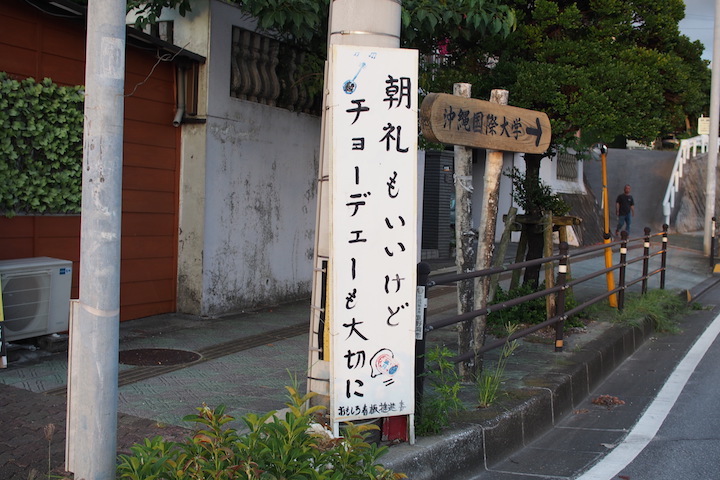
[0,72,84,217]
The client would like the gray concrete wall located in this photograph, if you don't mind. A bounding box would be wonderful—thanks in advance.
[584,148,677,236]
[201,0,320,315]
[169,0,321,316]
[668,150,720,233]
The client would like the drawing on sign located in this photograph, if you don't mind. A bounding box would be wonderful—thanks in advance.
[343,62,366,94]
[370,349,399,380]
[330,45,418,425]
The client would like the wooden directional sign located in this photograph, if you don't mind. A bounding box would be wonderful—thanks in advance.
[420,93,551,154]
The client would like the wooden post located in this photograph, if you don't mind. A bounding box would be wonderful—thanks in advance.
[543,211,556,320]
[472,89,509,375]
[453,82,476,381]
[489,206,517,301]
[510,228,527,291]
[418,86,551,379]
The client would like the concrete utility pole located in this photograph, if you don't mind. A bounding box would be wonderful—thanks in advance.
[704,0,720,256]
[307,0,400,403]
[327,0,400,47]
[66,0,126,477]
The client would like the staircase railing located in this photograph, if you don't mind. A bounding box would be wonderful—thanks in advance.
[662,135,708,226]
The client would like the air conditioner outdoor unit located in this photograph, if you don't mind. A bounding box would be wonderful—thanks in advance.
[0,257,72,342]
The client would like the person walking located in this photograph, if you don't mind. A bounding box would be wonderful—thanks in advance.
[615,184,634,236]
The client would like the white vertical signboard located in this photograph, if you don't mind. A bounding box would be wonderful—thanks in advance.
[329,45,419,425]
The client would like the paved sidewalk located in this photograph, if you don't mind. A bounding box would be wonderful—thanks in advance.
[0,233,714,479]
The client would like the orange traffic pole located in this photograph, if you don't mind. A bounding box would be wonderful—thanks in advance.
[600,145,618,307]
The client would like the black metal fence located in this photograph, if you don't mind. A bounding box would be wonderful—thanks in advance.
[415,224,670,398]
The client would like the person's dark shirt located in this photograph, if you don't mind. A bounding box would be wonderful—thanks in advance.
[616,194,634,215]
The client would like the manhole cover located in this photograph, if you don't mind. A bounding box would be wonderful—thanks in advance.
[119,348,201,366]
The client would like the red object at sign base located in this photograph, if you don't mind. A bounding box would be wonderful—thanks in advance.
[382,415,408,442]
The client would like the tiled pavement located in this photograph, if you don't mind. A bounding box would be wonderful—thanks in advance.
[1,303,313,479]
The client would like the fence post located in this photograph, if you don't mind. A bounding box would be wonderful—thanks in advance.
[642,227,651,295]
[661,224,668,289]
[554,242,568,352]
[619,231,628,311]
[711,217,716,269]
[414,262,431,420]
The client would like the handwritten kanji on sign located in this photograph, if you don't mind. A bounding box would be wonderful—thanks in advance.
[420,92,552,153]
[329,45,418,424]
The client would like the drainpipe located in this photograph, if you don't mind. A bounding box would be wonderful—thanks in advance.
[173,65,186,127]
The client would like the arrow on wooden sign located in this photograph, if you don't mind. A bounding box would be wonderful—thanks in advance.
[420,93,552,154]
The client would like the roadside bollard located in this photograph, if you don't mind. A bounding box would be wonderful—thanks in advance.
[414,262,431,420]
[711,217,716,269]
[642,227,651,295]
[554,242,569,352]
[661,224,668,289]
[618,231,628,312]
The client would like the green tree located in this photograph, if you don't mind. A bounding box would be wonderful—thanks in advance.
[468,0,710,149]
[121,0,516,91]
[125,0,516,45]
[463,0,710,285]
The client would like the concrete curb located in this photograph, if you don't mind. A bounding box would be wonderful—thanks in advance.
[382,318,656,480]
[687,274,720,301]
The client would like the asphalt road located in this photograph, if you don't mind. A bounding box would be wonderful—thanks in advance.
[460,277,720,480]
[580,311,720,480]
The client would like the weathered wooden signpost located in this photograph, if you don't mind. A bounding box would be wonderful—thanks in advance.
[420,91,551,374]
[420,93,551,154]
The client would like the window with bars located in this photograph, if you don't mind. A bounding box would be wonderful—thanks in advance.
[557,152,578,181]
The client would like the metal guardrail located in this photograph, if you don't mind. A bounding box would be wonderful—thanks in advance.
[662,135,709,226]
[415,225,670,397]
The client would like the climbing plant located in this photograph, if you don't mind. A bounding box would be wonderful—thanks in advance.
[0,73,84,217]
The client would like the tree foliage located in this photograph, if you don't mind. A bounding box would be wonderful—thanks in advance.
[468,0,710,150]
[126,0,516,45]
[117,0,707,147]
[123,0,516,92]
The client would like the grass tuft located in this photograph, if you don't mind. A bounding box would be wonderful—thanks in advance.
[616,289,687,333]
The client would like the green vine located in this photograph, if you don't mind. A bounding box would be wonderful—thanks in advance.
[0,73,84,217]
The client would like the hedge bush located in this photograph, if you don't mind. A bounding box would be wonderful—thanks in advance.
[0,72,84,216]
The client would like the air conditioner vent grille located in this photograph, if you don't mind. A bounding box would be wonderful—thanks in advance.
[0,257,72,342]
[2,272,51,334]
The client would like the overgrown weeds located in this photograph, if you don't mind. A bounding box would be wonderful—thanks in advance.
[43,423,56,480]
[486,283,582,336]
[415,346,464,436]
[616,289,687,333]
[477,324,519,408]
